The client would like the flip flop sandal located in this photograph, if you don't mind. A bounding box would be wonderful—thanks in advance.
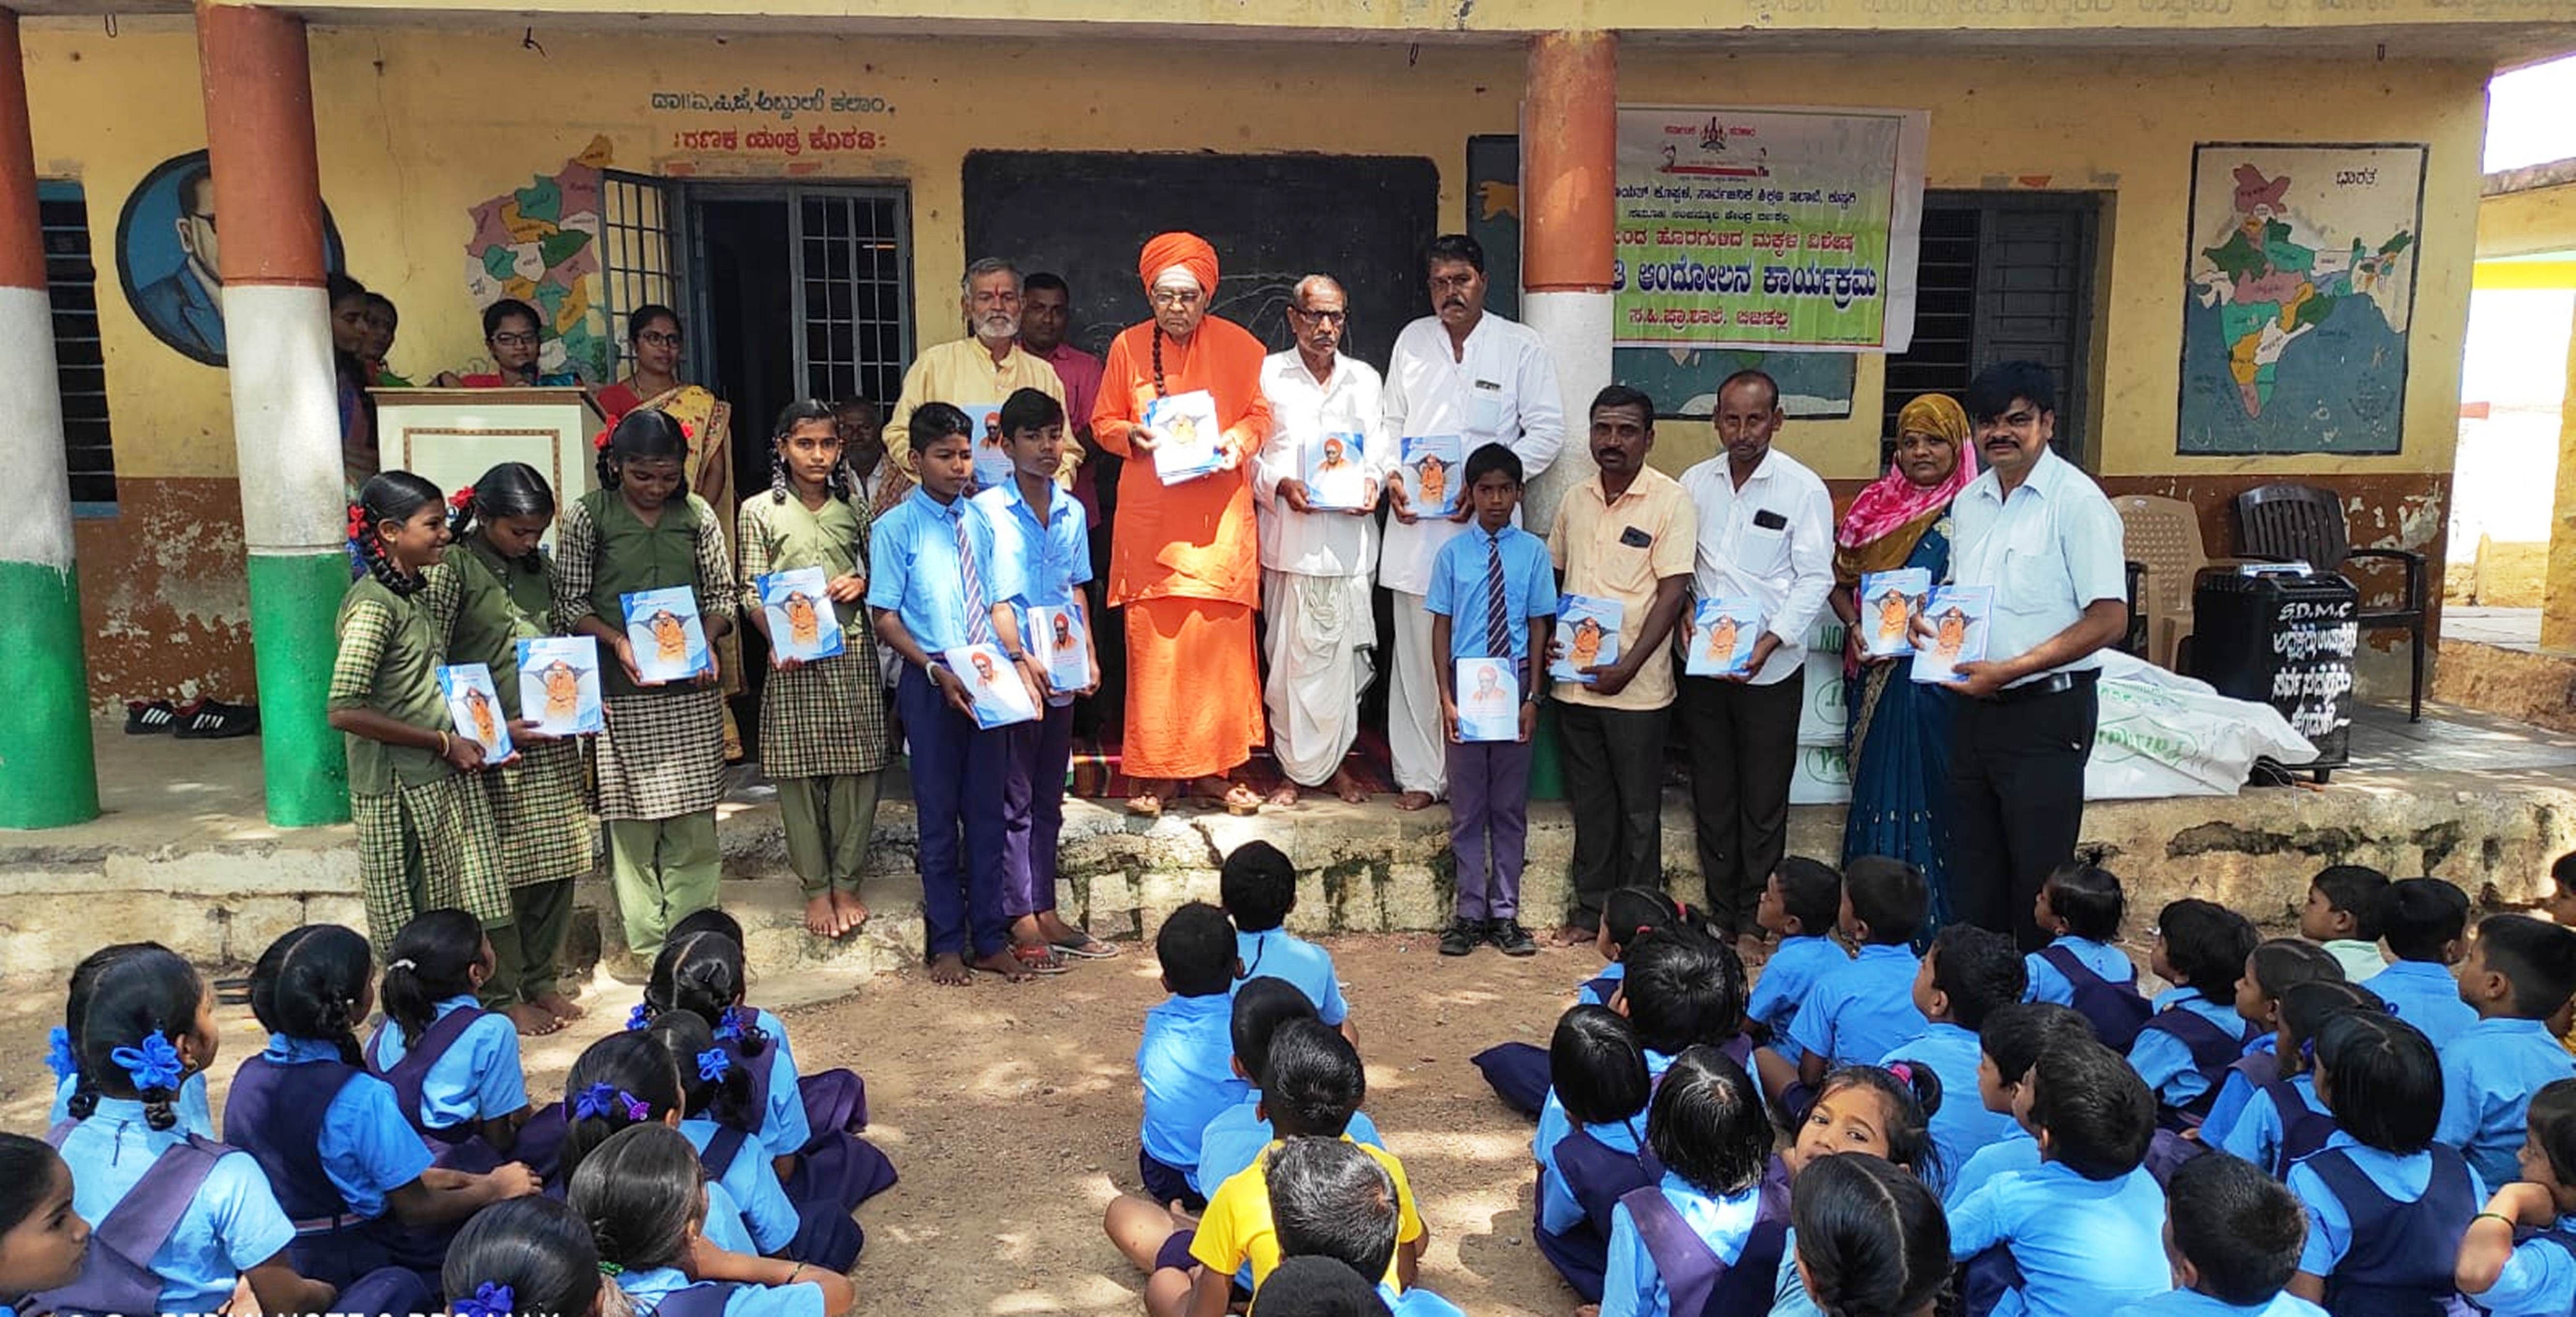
[1224,789,1262,817]
[1050,933,1121,959]
[1126,793,1164,819]
[1010,943,1068,975]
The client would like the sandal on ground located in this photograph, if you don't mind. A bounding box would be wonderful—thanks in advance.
[1010,943,1068,975]
[1050,932,1121,959]
[1126,790,1164,819]
[1222,784,1263,816]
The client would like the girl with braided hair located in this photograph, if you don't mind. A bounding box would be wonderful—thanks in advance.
[331,471,509,951]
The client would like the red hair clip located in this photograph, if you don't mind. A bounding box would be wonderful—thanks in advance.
[593,426,614,452]
[448,486,475,512]
[344,504,369,541]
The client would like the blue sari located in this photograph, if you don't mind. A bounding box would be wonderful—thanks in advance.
[1840,515,1956,932]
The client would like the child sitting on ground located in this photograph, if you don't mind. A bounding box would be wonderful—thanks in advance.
[2456,1075,2576,1316]
[1224,840,1353,1036]
[2217,980,2380,1178]
[1781,1154,1950,1317]
[1269,1137,1466,1316]
[2302,863,2392,983]
[2369,878,2477,1050]
[1195,979,1385,1199]
[2437,913,2576,1190]
[2127,899,2259,1130]
[2114,1150,2323,1317]
[1532,1004,1655,1300]
[2286,1010,2477,1310]
[1133,902,1249,1211]
[2023,863,2148,1048]
[363,909,536,1169]
[1600,1046,1784,1317]
[1768,1065,1947,1316]
[1885,924,2025,1175]
[2200,937,2344,1145]
[1745,859,1848,1053]
[1757,856,1927,1118]
[1473,887,1689,1117]
[1947,1002,2095,1208]
[0,1132,90,1306]
[1613,926,1750,1079]
[570,1124,857,1317]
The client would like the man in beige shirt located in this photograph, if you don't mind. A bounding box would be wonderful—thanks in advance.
[1547,383,1695,943]
[877,257,1074,506]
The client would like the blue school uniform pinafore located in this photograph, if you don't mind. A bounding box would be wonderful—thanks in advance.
[224,1039,447,1291]
[2300,1142,2477,1317]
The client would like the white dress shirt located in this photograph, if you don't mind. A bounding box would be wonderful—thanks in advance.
[1677,444,1836,686]
[1255,349,1390,579]
[1947,448,2128,686]
[1376,311,1566,596]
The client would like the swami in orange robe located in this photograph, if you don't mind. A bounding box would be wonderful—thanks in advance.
[1092,232,1273,815]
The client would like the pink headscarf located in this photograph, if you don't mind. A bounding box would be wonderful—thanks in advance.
[1835,393,1977,566]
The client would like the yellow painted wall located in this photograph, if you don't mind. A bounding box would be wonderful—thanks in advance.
[21,21,2488,488]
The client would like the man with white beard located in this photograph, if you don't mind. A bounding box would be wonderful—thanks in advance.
[880,257,1077,497]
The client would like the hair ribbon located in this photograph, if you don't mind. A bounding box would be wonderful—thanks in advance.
[627,1002,654,1031]
[1885,1060,1915,1086]
[448,486,475,512]
[388,958,417,972]
[714,1007,746,1042]
[45,1026,78,1080]
[344,504,369,542]
[696,1048,731,1083]
[112,1029,184,1093]
[451,1282,516,1317]
[570,1081,621,1121]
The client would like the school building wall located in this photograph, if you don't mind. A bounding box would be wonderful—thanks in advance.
[22,17,2489,706]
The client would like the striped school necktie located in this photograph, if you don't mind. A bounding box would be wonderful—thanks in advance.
[1485,535,1511,658]
[956,509,997,645]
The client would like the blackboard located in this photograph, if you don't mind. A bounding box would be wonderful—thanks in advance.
[961,150,1440,368]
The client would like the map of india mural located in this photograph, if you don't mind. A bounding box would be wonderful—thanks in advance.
[462,137,614,385]
[2178,143,2424,455]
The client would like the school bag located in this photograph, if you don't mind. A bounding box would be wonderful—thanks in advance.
[32,1122,228,1317]
[2303,1142,2477,1317]
[2037,946,2152,1052]
[1614,1168,1788,1317]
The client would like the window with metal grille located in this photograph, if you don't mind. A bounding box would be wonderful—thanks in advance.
[795,190,910,407]
[600,172,678,378]
[41,182,114,511]
[1882,190,2100,464]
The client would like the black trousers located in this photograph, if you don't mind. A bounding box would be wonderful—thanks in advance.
[1948,678,2097,950]
[1553,697,1670,928]
[1679,671,1805,937]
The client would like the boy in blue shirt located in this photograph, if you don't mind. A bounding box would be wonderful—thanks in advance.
[2113,1152,2323,1317]
[2367,877,2476,1051]
[1131,902,1249,1210]
[2024,861,2139,1008]
[1222,840,1352,1035]
[1886,923,2027,1175]
[2457,1076,2576,1317]
[1196,978,1384,1197]
[2436,913,2576,1189]
[868,402,1031,986]
[1744,856,1847,1057]
[2127,898,2258,1125]
[978,387,1112,971]
[1428,443,1556,959]
[1950,1039,2172,1317]
[1757,855,1927,1115]
[1947,1002,2094,1208]
[1269,1136,1465,1317]
[2300,863,2391,983]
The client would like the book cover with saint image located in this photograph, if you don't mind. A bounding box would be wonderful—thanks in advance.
[437,662,515,762]
[1305,430,1370,511]
[1684,597,1765,678]
[621,585,714,684]
[1401,434,1463,518]
[942,643,1040,729]
[1455,657,1520,743]
[1023,603,1091,699]
[760,566,846,664]
[1147,389,1227,486]
[1551,595,1624,684]
[516,636,604,736]
[967,401,1014,490]
[1910,585,1993,685]
[1859,568,1932,660]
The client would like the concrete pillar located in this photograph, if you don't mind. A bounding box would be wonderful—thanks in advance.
[0,9,100,828]
[197,2,348,825]
[2547,296,2576,653]
[1518,29,1616,537]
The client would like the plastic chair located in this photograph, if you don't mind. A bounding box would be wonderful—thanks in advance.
[2114,493,2208,672]
[2233,482,2428,722]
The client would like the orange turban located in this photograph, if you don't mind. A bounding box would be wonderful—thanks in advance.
[1139,231,1219,295]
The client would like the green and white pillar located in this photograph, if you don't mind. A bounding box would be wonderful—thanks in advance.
[0,8,100,828]
[199,2,348,825]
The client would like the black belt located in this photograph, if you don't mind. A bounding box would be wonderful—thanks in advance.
[1989,669,2099,704]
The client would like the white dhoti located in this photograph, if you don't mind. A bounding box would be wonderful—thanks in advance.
[1387,587,1446,799]
[1262,568,1376,788]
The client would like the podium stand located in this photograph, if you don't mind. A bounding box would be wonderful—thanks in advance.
[374,387,603,546]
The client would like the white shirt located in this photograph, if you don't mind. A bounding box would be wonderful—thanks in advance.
[1677,444,1836,686]
[1377,312,1566,595]
[1947,448,2128,686]
[1255,349,1390,578]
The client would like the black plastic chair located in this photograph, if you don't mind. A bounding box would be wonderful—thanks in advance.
[2233,482,2427,721]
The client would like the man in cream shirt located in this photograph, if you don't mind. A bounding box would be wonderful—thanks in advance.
[878,256,1074,499]
[1378,233,1565,810]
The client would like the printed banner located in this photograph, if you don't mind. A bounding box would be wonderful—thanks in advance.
[1611,105,1927,352]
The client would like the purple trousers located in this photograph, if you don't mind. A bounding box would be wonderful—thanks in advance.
[1003,700,1074,919]
[1447,733,1534,921]
[897,664,1010,959]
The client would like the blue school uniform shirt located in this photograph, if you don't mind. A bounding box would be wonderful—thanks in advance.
[2198,1036,2279,1147]
[1193,1091,1384,1198]
[701,1181,760,1257]
[736,1008,814,1161]
[261,1035,434,1219]
[1137,992,1249,1171]
[1769,1227,1821,1317]
[1599,1171,1766,1317]
[2024,935,2135,1006]
[57,1096,298,1316]
[1234,927,1350,1025]
[2478,1216,2576,1317]
[1882,1021,2016,1172]
[2287,1131,2486,1276]
[1947,1161,2172,1317]
[1787,943,1924,1068]
[2437,1016,2576,1190]
[1380,1280,1469,1317]
[683,1117,798,1257]
[614,1265,824,1317]
[365,995,530,1127]
[1535,1111,1646,1235]
[2365,960,2476,1051]
[2213,1071,2330,1173]
[1748,935,1845,1061]
[52,1069,214,1138]
[1578,960,1626,1007]
[2110,1290,2327,1317]
[866,486,1003,655]
[2128,989,2247,1113]
[977,476,1092,609]
[1947,1125,2040,1210]
[1425,523,1558,664]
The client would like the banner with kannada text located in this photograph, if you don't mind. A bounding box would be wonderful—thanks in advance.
[1613,105,1927,352]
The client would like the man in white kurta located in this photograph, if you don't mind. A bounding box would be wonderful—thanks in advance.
[1255,276,1390,805]
[1379,234,1565,808]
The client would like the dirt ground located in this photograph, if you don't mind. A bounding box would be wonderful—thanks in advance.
[0,932,1611,1317]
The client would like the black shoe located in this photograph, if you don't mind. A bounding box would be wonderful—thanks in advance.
[1438,918,1481,957]
[1487,919,1538,957]
[124,699,181,734]
[174,699,260,739]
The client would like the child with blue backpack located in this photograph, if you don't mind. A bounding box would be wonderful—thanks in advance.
[551,1030,767,1260]
[2127,899,2259,1129]
[2214,980,2379,1178]
[2455,1076,2576,1316]
[647,1009,865,1271]
[2285,1010,2479,1312]
[2022,863,2146,1044]
[1600,1045,1784,1317]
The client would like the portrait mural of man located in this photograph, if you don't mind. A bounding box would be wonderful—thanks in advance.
[117,149,345,366]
